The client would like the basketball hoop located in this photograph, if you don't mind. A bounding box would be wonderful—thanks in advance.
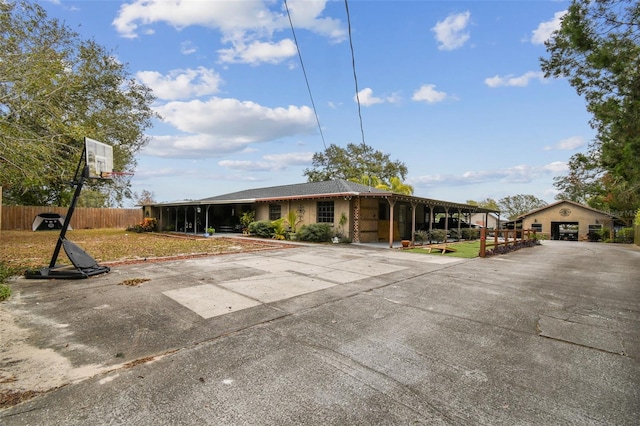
[101,171,134,179]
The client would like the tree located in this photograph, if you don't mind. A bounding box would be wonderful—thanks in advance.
[132,189,157,206]
[498,195,548,220]
[541,0,640,213]
[378,176,414,195]
[304,143,408,183]
[466,198,499,211]
[349,174,414,195]
[0,1,157,206]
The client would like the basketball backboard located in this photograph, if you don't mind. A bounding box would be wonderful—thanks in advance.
[84,137,113,179]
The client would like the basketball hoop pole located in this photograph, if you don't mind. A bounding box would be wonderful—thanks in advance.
[48,152,88,269]
[26,140,110,279]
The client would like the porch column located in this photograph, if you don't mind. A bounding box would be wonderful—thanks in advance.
[205,205,210,232]
[194,207,198,235]
[457,208,462,241]
[352,197,361,243]
[183,206,188,233]
[411,201,418,245]
[428,205,434,243]
[444,207,450,241]
[388,198,396,248]
[174,207,178,232]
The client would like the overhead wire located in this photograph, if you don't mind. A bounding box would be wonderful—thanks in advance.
[344,0,367,149]
[284,0,327,151]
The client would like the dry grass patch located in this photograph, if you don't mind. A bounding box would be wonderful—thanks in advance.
[0,229,285,272]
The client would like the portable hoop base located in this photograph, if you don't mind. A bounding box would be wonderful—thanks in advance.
[25,239,110,279]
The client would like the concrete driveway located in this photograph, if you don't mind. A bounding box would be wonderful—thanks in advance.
[1,240,639,424]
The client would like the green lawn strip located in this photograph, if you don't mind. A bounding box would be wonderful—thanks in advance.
[406,241,480,258]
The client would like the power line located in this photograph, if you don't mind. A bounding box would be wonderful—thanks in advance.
[284,0,327,151]
[344,0,367,148]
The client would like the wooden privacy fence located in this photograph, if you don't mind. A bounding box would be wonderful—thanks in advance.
[1,205,143,230]
[479,228,538,258]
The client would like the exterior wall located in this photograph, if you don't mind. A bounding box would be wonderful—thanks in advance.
[470,213,498,229]
[522,202,614,241]
[260,198,353,238]
[358,198,381,243]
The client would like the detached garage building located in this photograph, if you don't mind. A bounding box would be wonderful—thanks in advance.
[510,200,619,241]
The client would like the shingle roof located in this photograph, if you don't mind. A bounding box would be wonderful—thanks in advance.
[198,179,391,203]
[516,199,617,219]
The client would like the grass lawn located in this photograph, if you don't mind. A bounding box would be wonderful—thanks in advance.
[405,241,481,259]
[0,229,284,273]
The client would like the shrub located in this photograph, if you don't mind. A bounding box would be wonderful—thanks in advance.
[615,227,634,243]
[248,220,273,238]
[0,284,10,302]
[240,211,256,233]
[127,217,157,233]
[271,218,286,240]
[414,230,428,245]
[296,223,332,242]
[461,228,479,240]
[428,229,447,243]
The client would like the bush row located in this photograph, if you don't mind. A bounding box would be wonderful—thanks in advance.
[248,220,337,243]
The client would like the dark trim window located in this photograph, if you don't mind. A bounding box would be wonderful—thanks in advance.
[269,204,281,220]
[317,201,334,223]
[531,223,542,232]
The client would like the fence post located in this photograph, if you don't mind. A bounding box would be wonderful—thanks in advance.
[480,227,486,258]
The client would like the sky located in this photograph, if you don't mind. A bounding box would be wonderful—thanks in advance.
[41,0,594,206]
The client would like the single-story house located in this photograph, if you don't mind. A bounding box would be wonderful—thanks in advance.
[469,212,499,229]
[143,179,498,247]
[504,200,621,241]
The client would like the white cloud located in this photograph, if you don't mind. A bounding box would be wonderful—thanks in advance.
[432,11,471,51]
[543,136,586,151]
[412,84,448,103]
[147,97,315,158]
[484,71,546,88]
[180,41,197,55]
[356,88,401,106]
[357,88,384,106]
[543,161,568,173]
[218,152,313,172]
[136,67,223,100]
[531,10,567,45]
[262,152,313,165]
[218,160,276,172]
[218,39,297,65]
[113,0,344,65]
[409,162,565,187]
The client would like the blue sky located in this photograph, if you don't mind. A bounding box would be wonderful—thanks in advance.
[42,0,592,206]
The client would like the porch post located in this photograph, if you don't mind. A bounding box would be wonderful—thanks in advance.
[411,201,418,245]
[428,205,434,244]
[183,206,188,233]
[205,205,210,233]
[352,197,361,243]
[444,207,450,241]
[388,198,396,248]
[457,208,462,241]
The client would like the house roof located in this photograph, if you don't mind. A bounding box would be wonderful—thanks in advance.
[516,199,617,219]
[149,179,498,213]
[198,179,391,203]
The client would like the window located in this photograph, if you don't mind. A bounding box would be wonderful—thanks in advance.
[531,223,542,232]
[317,201,334,223]
[588,224,602,233]
[269,204,281,220]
